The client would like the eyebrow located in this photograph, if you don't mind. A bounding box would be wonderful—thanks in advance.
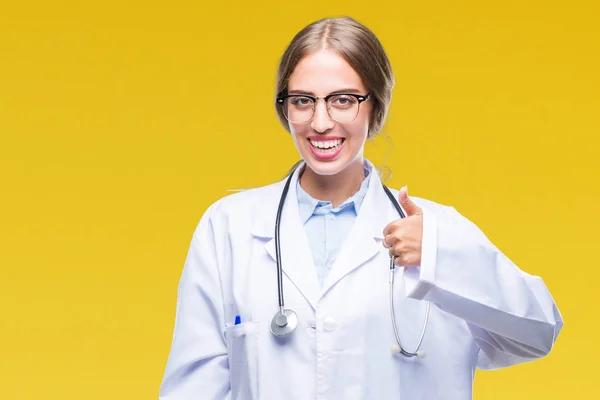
[287,88,363,95]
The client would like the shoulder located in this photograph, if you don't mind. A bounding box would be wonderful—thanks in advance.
[387,188,486,239]
[215,180,285,214]
[383,186,456,217]
[195,179,286,231]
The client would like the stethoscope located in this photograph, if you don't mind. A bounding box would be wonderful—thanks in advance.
[270,168,430,358]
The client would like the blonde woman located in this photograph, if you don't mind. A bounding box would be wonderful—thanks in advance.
[159,16,563,400]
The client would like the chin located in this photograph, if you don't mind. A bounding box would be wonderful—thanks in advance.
[302,152,359,177]
[304,161,346,176]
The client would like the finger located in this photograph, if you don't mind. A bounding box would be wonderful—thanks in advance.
[393,253,418,267]
[382,235,391,248]
[383,219,401,236]
[383,232,401,251]
[393,255,403,266]
[392,250,406,266]
[398,186,422,217]
[383,223,392,237]
[389,243,402,260]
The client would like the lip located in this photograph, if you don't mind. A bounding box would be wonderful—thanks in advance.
[307,137,345,161]
[307,136,345,142]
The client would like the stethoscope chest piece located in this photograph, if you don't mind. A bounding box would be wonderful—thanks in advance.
[270,309,299,337]
[268,169,429,358]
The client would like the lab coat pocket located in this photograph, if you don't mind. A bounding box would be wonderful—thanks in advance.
[225,321,260,400]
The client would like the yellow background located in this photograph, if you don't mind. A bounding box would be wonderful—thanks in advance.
[1,0,598,398]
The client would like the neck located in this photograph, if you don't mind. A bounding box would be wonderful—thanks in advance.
[299,159,366,208]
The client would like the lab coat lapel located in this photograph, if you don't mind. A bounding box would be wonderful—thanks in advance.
[256,166,321,311]
[250,161,401,308]
[321,169,391,296]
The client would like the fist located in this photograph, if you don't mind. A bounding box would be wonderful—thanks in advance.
[383,186,423,267]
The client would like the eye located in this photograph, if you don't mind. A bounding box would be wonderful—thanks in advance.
[289,96,314,108]
[329,95,357,108]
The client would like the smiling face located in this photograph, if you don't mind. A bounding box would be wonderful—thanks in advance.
[285,49,372,176]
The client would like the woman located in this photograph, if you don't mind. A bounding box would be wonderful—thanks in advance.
[159,16,563,400]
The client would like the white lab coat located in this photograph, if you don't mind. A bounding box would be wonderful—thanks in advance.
[159,161,563,400]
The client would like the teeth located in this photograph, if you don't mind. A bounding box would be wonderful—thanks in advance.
[310,139,343,149]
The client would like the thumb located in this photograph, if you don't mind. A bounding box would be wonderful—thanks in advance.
[398,186,421,216]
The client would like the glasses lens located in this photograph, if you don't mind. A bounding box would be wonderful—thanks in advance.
[327,94,360,123]
[283,96,314,123]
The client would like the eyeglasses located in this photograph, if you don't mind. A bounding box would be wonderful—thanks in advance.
[276,92,371,124]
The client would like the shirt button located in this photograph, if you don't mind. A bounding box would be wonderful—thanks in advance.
[323,317,336,332]
[326,214,335,220]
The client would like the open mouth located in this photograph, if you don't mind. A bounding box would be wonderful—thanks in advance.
[308,138,345,153]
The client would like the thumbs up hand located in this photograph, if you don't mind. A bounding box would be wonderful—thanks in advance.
[382,186,424,267]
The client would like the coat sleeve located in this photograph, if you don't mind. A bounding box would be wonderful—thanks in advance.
[159,201,231,399]
[402,203,564,370]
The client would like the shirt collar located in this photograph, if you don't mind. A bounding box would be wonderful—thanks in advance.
[296,161,372,224]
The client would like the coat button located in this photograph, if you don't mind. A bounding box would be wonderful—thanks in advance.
[323,317,336,332]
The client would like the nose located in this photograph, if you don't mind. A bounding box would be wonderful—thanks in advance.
[310,100,335,133]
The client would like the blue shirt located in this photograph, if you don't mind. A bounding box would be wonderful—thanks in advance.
[296,163,371,288]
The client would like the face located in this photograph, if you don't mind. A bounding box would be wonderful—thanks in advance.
[285,49,372,176]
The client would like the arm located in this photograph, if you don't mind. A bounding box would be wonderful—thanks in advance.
[159,202,230,399]
[402,205,564,369]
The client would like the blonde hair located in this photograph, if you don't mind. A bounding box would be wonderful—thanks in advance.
[275,16,395,139]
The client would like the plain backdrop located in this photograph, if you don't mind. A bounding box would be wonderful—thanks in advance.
[1,0,598,398]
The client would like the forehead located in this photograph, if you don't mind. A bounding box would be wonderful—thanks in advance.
[287,49,367,94]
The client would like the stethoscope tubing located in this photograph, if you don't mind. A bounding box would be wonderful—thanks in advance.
[382,184,429,358]
[274,171,294,313]
[273,169,429,357]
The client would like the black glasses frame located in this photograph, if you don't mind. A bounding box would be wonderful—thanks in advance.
[275,92,371,106]
[275,92,372,123]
